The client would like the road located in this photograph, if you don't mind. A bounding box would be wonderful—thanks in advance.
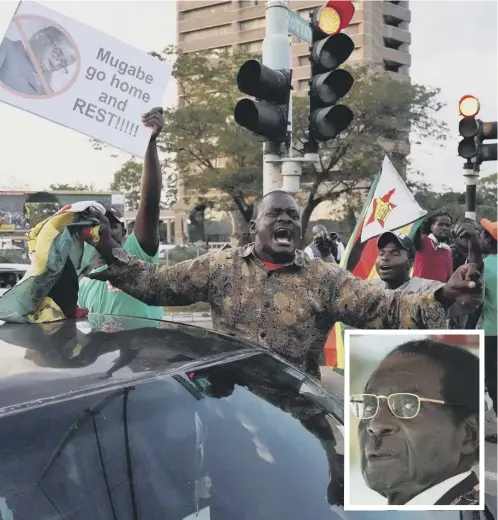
[166,314,497,499]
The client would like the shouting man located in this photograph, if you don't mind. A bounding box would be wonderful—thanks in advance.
[83,190,482,378]
[78,107,164,320]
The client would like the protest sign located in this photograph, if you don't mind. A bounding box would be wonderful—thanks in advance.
[0,1,171,157]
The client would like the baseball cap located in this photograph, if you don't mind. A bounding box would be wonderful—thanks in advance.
[377,231,416,258]
[481,218,497,241]
[103,204,125,225]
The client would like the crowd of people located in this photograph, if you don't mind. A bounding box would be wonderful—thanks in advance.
[12,105,490,445]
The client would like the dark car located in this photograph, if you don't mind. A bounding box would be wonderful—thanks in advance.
[0,315,493,520]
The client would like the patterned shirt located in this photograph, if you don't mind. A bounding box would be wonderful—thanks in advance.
[368,277,482,318]
[90,244,446,376]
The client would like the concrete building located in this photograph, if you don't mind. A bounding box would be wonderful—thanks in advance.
[177,0,411,87]
[174,0,412,237]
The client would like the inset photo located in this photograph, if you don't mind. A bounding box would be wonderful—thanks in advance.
[344,330,485,511]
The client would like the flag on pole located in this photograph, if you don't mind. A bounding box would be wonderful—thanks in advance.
[324,156,427,370]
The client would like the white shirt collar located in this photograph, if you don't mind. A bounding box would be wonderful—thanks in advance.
[428,233,451,250]
[405,471,472,506]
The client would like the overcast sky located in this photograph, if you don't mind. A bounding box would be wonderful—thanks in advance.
[0,0,496,193]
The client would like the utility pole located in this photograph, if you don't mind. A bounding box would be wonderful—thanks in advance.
[463,161,479,220]
[262,0,292,195]
[234,1,357,196]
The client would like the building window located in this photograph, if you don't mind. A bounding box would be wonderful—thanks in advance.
[298,55,309,66]
[239,40,263,53]
[298,79,309,91]
[383,37,402,50]
[383,14,402,27]
[180,2,231,21]
[384,60,401,73]
[208,46,233,57]
[239,0,261,7]
[239,17,265,31]
[180,24,232,42]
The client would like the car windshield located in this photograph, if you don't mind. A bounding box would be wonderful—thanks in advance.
[0,351,462,520]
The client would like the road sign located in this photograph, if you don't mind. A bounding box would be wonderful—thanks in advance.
[287,9,312,44]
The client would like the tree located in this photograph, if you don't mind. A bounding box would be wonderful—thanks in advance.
[110,159,178,211]
[157,48,448,241]
[408,180,466,221]
[408,172,497,222]
[49,183,93,191]
[292,64,448,235]
[157,46,263,225]
[478,173,497,220]
[110,160,142,210]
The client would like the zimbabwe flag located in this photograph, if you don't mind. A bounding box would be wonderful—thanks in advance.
[324,157,427,370]
[0,202,104,324]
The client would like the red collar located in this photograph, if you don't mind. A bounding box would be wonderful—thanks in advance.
[264,261,284,270]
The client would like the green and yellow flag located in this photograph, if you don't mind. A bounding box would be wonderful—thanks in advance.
[324,157,427,370]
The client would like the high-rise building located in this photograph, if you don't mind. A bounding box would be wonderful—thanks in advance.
[177,1,411,88]
[174,0,412,239]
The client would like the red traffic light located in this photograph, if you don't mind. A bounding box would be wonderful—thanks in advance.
[313,0,355,36]
[459,95,480,117]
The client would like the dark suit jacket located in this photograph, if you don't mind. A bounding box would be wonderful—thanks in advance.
[0,37,45,95]
[435,471,480,506]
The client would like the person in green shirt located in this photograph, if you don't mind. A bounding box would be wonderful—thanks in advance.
[480,218,497,442]
[78,107,165,321]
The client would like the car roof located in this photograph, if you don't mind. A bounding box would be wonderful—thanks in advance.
[0,263,28,272]
[0,315,260,416]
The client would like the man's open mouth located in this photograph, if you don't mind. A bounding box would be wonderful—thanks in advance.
[379,264,393,273]
[273,228,293,246]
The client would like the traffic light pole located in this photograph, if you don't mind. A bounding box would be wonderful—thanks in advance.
[262,0,292,195]
[463,161,479,220]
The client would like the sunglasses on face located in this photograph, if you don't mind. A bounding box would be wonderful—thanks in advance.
[349,393,458,420]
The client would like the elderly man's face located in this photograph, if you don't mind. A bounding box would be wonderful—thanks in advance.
[357,355,471,504]
[31,33,76,74]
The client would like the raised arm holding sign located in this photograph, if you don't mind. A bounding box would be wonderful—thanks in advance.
[0,1,171,157]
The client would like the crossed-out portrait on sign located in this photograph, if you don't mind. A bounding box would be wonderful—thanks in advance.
[344,330,484,511]
[0,14,80,97]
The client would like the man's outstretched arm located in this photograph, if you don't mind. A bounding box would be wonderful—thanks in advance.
[81,212,210,307]
[133,107,164,256]
[87,247,211,307]
[323,263,482,329]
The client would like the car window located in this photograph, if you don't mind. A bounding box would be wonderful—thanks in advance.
[0,352,464,520]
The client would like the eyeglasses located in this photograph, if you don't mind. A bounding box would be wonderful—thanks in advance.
[350,393,451,420]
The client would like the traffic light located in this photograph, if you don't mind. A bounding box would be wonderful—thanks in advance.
[234,60,292,143]
[458,95,497,164]
[308,1,355,146]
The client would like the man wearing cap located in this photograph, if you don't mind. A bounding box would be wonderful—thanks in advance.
[78,107,164,320]
[369,229,482,318]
